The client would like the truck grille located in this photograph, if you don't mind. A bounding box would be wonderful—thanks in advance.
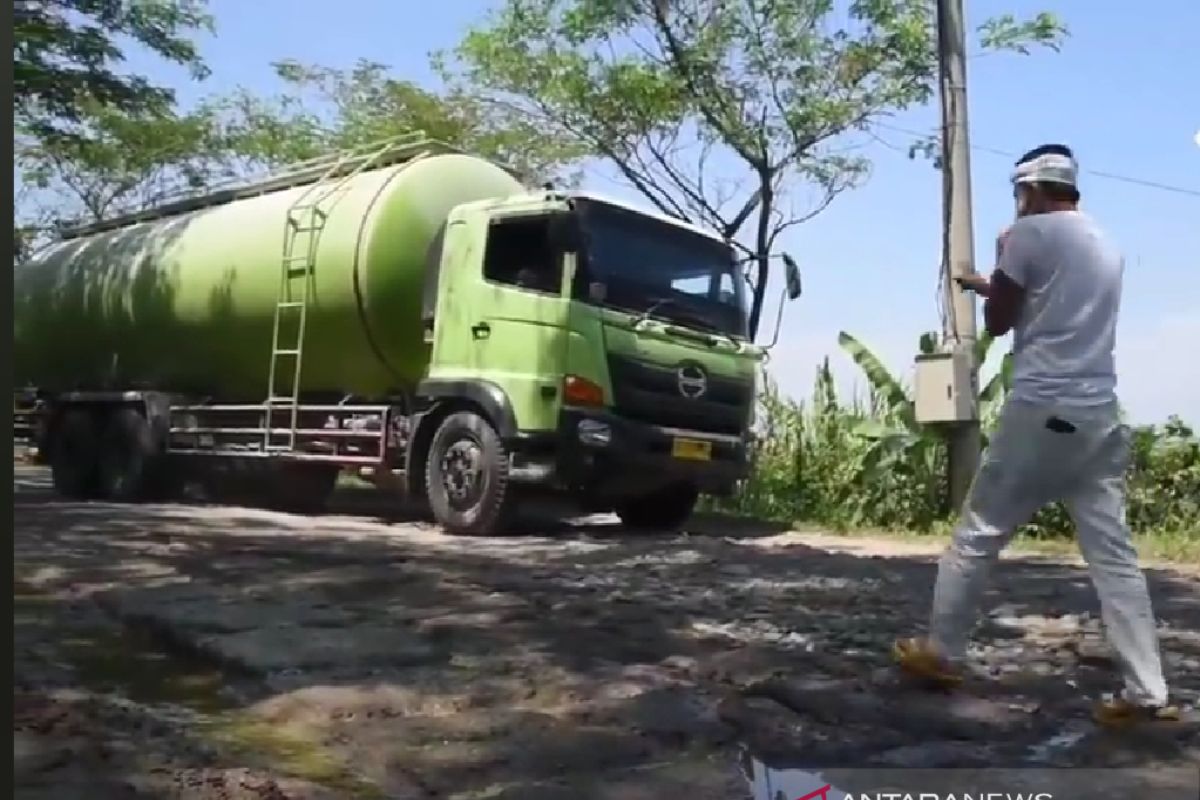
[606,353,752,435]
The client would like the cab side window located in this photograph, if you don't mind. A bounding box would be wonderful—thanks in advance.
[483,216,562,295]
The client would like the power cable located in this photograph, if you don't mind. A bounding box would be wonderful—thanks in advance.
[874,121,1200,198]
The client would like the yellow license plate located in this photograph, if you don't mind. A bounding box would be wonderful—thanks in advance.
[671,437,712,461]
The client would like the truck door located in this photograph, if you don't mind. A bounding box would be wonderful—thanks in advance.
[465,213,570,432]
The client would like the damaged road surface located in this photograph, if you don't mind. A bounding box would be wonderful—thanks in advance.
[12,465,1200,798]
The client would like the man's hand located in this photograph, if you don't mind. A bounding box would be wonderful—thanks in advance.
[955,273,991,295]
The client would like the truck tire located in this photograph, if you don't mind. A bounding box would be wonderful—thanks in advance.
[425,410,516,535]
[50,410,102,500]
[97,408,160,502]
[616,483,700,532]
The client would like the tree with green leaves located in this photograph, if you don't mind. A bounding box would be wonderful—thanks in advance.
[444,0,1066,339]
[220,59,588,185]
[14,0,217,256]
[17,100,236,227]
[14,0,212,139]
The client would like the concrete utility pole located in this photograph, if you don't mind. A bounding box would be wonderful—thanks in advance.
[936,0,982,510]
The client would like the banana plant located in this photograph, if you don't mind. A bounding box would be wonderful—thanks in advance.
[837,330,1014,478]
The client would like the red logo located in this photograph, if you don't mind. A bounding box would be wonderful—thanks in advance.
[796,786,833,800]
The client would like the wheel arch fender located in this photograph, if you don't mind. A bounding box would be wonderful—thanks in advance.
[416,379,518,438]
[405,380,517,498]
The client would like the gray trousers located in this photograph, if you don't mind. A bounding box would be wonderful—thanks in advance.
[930,396,1170,706]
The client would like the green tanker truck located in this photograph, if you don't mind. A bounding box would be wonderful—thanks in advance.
[14,134,798,534]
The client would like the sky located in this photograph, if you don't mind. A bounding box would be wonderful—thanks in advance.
[122,0,1200,425]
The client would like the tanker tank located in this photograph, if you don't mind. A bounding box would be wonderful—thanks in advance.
[13,152,524,399]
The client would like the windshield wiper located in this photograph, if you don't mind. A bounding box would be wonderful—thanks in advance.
[633,297,684,328]
[633,297,740,347]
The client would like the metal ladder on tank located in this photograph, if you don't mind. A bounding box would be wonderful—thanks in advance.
[263,134,441,453]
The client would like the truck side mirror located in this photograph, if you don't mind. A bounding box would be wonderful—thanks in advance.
[782,253,802,300]
[548,214,583,253]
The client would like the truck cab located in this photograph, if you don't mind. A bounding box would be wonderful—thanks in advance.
[417,190,761,533]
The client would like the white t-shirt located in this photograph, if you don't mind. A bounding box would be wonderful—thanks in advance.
[996,210,1123,407]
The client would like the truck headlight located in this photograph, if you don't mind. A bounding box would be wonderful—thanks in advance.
[577,419,612,447]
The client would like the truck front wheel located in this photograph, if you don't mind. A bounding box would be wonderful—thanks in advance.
[50,410,101,500]
[616,483,700,532]
[425,410,516,535]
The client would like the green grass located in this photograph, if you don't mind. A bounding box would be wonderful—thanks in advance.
[798,521,1200,567]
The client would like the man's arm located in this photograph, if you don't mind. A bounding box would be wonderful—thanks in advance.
[956,224,1033,337]
[982,270,1024,337]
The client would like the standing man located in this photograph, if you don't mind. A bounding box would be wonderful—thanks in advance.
[893,144,1179,727]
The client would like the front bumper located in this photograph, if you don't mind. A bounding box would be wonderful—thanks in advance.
[551,407,750,498]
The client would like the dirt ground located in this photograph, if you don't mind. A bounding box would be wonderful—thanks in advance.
[12,463,1200,799]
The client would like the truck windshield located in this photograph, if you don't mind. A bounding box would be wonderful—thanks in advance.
[574,200,748,338]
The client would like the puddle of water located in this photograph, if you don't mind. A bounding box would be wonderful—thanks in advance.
[1025,726,1087,763]
[17,586,383,798]
[742,723,1093,799]
[59,626,232,712]
[741,751,853,800]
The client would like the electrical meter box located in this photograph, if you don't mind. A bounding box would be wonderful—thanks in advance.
[914,349,977,423]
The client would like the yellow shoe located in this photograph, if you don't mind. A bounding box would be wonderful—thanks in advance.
[1093,697,1182,729]
[891,637,964,689]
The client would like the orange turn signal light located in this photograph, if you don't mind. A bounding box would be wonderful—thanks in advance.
[563,374,605,407]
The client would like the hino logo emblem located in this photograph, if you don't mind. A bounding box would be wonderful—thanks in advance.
[677,363,708,399]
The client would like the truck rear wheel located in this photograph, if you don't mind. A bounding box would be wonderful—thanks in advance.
[616,483,700,532]
[425,410,516,535]
[97,408,160,502]
[50,410,102,500]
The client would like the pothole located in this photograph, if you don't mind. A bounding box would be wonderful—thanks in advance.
[16,584,384,798]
